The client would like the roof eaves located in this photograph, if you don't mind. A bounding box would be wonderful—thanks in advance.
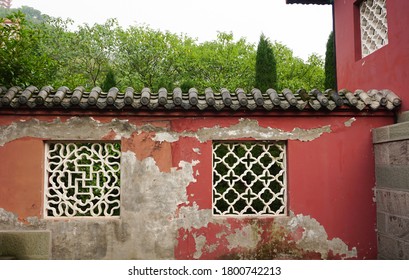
[0,86,401,114]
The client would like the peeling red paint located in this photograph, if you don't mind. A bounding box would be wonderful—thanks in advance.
[0,114,395,259]
[172,137,211,209]
[175,219,253,259]
[171,116,391,259]
[123,131,172,173]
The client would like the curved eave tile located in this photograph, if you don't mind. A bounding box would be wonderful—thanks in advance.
[0,86,401,113]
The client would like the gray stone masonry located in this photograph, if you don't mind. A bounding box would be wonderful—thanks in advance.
[373,112,409,259]
[0,231,51,259]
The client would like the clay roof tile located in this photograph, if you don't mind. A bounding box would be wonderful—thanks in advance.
[0,85,401,114]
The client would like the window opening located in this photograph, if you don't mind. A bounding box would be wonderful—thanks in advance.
[212,141,287,216]
[44,142,121,218]
[360,0,388,57]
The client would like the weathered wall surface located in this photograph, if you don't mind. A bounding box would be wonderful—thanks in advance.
[373,114,409,259]
[0,114,393,259]
[334,0,409,110]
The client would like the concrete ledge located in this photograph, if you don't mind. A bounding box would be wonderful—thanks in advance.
[0,230,51,260]
[373,121,409,143]
[397,111,409,123]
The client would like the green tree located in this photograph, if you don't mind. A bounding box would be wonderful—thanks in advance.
[273,42,324,91]
[115,24,188,91]
[72,19,119,89]
[324,31,336,89]
[255,34,277,92]
[181,32,255,92]
[1,7,326,93]
[101,68,117,92]
[0,5,47,23]
[0,12,57,86]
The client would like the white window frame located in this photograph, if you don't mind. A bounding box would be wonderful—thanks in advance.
[43,141,121,219]
[212,141,287,217]
[360,0,388,57]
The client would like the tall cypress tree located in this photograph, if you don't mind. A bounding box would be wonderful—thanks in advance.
[324,31,337,90]
[255,34,277,93]
[101,69,117,92]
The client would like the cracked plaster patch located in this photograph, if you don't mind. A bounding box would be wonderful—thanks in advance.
[0,117,171,146]
[225,224,260,251]
[176,203,224,230]
[0,117,131,146]
[344,117,356,127]
[277,212,357,259]
[1,117,332,148]
[193,234,207,259]
[153,118,332,143]
[192,233,220,259]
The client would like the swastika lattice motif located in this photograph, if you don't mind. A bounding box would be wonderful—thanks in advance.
[45,142,121,217]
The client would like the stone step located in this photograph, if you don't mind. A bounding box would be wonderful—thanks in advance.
[397,111,409,123]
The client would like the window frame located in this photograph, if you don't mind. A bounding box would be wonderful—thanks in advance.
[355,0,389,59]
[43,140,121,219]
[211,140,288,217]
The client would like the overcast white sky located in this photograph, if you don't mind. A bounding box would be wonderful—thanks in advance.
[12,0,333,60]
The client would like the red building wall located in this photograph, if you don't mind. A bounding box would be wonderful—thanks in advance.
[334,0,409,110]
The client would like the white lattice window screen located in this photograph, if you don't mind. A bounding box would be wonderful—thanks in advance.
[212,141,286,216]
[44,142,121,218]
[360,0,388,57]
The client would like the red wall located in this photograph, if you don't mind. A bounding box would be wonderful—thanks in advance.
[169,115,391,259]
[334,0,409,110]
[0,114,394,259]
[0,137,44,219]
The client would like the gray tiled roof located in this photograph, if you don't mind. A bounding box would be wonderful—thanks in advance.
[0,86,401,112]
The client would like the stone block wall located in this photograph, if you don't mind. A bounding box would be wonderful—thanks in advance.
[373,117,409,259]
[0,231,51,259]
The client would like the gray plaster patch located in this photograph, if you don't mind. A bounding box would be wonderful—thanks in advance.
[176,203,222,230]
[344,117,356,127]
[0,117,171,146]
[225,224,260,251]
[154,131,179,143]
[193,234,207,259]
[1,117,331,147]
[0,117,131,146]
[152,118,332,143]
[277,212,357,259]
[112,151,198,259]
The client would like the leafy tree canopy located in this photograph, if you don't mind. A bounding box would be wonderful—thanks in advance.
[1,7,325,92]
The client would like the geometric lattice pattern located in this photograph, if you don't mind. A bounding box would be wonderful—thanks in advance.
[212,141,286,216]
[360,0,388,57]
[44,142,121,218]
